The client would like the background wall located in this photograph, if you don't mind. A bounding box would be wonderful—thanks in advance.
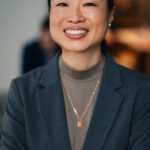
[0,0,48,93]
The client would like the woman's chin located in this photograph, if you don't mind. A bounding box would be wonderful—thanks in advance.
[61,42,93,53]
[63,46,89,53]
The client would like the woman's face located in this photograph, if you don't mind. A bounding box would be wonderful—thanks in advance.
[50,0,113,53]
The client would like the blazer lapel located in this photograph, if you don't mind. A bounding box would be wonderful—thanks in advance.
[83,50,124,150]
[36,53,72,150]
[35,49,124,150]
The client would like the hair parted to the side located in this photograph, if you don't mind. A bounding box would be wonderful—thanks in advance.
[48,0,114,12]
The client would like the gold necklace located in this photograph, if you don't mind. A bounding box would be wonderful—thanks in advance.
[60,72,100,128]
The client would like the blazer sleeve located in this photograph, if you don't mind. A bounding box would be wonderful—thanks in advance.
[128,81,150,150]
[1,80,28,150]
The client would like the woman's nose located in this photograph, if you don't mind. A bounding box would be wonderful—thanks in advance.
[67,7,85,24]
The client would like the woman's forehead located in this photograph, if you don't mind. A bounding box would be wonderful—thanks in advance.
[51,0,105,2]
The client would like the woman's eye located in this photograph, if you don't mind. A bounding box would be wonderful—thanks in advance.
[56,3,68,6]
[84,3,97,6]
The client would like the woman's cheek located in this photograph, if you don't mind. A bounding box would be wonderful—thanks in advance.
[51,9,68,22]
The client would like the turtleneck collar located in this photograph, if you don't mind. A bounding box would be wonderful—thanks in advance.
[59,54,105,81]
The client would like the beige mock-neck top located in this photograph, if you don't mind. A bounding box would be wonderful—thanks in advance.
[59,55,105,150]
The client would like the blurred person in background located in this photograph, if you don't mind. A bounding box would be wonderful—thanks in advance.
[22,16,60,73]
[1,0,150,150]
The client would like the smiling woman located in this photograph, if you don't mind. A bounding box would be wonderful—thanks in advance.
[1,0,150,150]
[50,0,114,70]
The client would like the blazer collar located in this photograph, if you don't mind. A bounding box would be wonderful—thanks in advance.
[39,48,122,89]
[102,49,122,89]
[37,49,123,150]
[82,49,123,150]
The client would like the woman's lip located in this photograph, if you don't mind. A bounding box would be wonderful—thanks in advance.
[64,27,89,40]
[64,27,89,31]
[64,31,88,40]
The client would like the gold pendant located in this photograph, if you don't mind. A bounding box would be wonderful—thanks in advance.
[77,120,83,128]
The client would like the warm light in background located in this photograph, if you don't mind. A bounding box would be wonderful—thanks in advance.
[106,0,150,76]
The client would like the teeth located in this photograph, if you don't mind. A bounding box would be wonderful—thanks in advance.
[65,30,87,35]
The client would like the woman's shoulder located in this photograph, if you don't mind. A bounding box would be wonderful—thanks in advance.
[15,66,44,85]
[9,66,45,97]
[14,53,59,87]
[117,64,150,89]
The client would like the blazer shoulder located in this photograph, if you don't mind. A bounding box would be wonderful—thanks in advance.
[12,66,46,92]
[117,64,150,87]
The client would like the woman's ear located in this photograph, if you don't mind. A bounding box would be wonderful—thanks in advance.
[108,6,115,25]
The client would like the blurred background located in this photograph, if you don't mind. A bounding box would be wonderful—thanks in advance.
[0,0,49,134]
[106,0,150,75]
[0,0,150,135]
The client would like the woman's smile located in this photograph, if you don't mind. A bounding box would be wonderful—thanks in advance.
[64,27,89,40]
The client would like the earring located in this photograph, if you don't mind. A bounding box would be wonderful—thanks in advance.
[108,23,111,27]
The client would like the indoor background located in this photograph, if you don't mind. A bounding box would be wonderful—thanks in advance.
[0,0,150,135]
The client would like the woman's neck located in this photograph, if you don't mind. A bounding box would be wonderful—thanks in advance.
[61,47,102,71]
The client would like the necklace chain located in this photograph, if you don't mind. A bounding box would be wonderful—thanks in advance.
[60,72,100,128]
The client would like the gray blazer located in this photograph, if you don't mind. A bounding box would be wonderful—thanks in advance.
[1,49,150,150]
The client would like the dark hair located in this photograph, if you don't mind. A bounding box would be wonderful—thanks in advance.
[48,0,114,12]
[107,0,114,12]
[41,16,49,30]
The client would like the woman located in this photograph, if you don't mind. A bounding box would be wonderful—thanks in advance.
[1,0,150,150]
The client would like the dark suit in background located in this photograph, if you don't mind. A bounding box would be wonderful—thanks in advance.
[22,40,53,74]
[21,16,59,74]
[1,50,150,150]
